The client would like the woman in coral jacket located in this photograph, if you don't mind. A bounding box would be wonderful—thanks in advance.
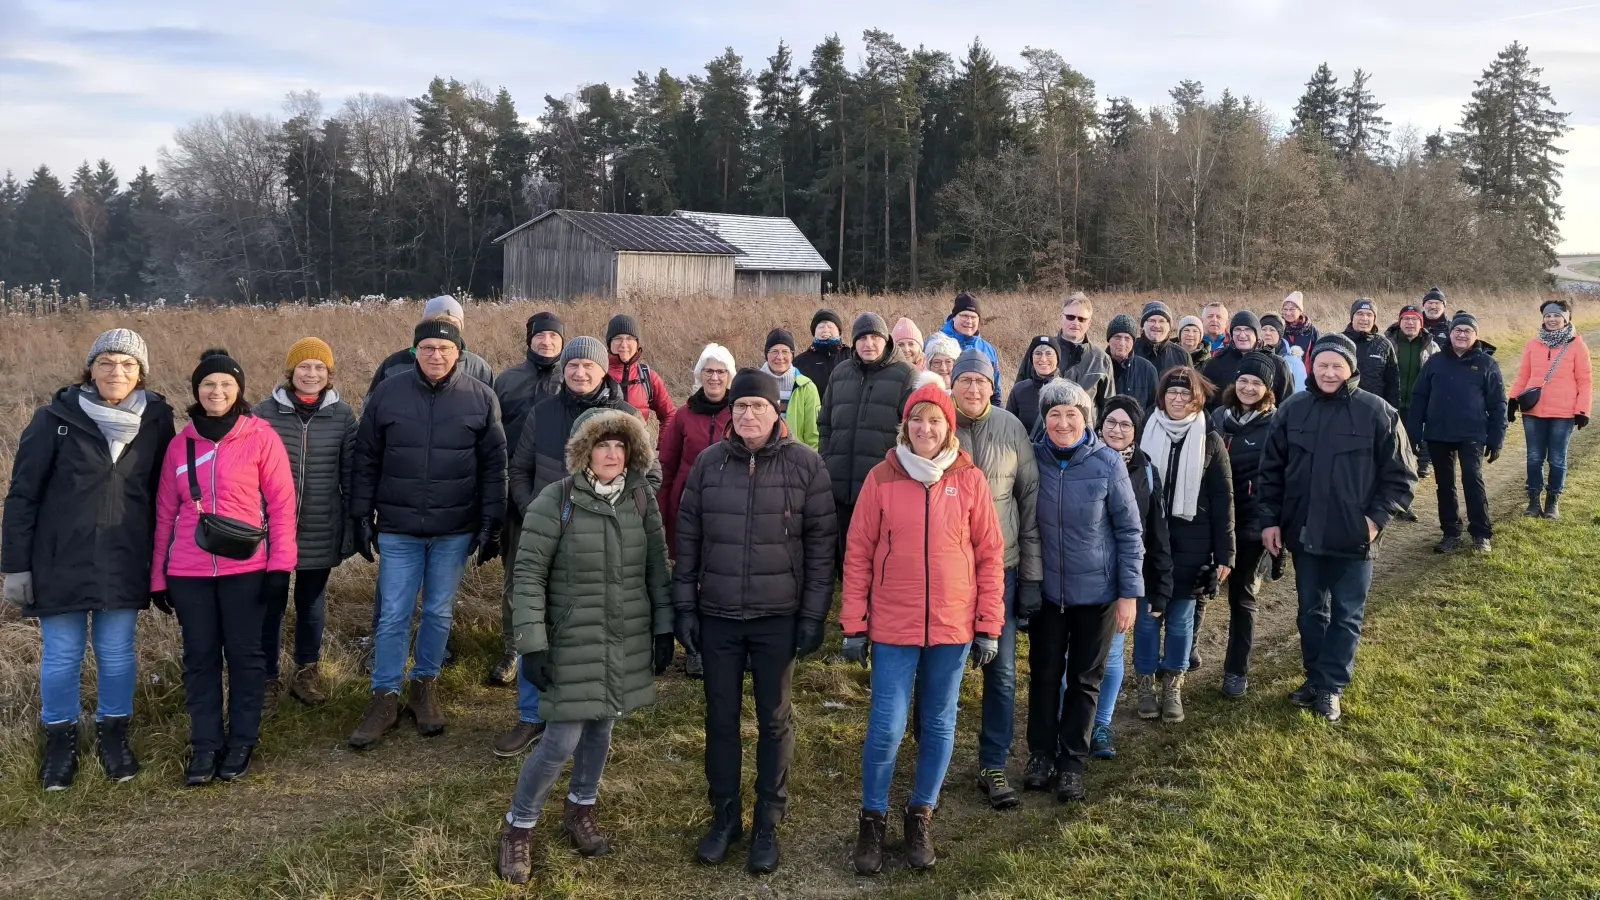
[152,349,298,788]
[1509,298,1592,519]
[840,383,1005,877]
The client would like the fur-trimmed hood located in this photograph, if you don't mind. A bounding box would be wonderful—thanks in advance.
[565,407,654,476]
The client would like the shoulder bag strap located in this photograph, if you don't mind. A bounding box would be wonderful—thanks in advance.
[558,476,575,534]
[185,438,204,513]
[1538,340,1572,389]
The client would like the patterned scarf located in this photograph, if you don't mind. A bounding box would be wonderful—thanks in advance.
[1539,324,1575,349]
[586,469,627,506]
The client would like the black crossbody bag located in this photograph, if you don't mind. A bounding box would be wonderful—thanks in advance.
[187,438,268,560]
[1516,340,1571,415]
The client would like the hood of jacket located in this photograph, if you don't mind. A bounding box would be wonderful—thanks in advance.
[565,408,655,476]
[270,385,343,412]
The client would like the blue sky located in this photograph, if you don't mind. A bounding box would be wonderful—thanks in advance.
[2,0,1596,252]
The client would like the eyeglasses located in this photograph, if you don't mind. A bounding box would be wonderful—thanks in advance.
[94,359,140,374]
[1102,420,1134,432]
[1164,388,1194,399]
[417,346,455,357]
[1061,313,1089,323]
[732,401,772,417]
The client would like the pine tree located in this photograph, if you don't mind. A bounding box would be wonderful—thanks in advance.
[15,166,78,291]
[694,48,753,211]
[1290,63,1341,149]
[1101,96,1145,151]
[1337,68,1390,162]
[0,171,20,282]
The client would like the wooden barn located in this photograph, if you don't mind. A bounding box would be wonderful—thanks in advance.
[672,211,832,296]
[494,210,740,301]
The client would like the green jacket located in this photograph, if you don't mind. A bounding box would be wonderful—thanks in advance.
[956,404,1043,580]
[785,372,821,452]
[511,413,672,722]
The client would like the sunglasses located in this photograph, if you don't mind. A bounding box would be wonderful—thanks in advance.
[1061,313,1089,323]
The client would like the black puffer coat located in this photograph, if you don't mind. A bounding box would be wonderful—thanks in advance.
[818,347,917,508]
[1135,336,1191,377]
[794,341,852,401]
[1344,327,1401,408]
[1201,348,1294,410]
[494,350,562,454]
[673,425,837,622]
[1152,421,1235,597]
[1211,406,1275,542]
[508,379,656,516]
[1124,447,1175,614]
[1110,354,1159,414]
[368,346,493,393]
[351,363,506,538]
[2,387,176,616]
[258,387,358,569]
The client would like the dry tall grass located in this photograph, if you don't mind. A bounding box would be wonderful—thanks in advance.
[0,286,1574,762]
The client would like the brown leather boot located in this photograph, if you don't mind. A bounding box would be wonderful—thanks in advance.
[562,799,612,857]
[497,821,533,885]
[408,676,445,737]
[288,664,326,706]
[349,690,400,750]
[852,809,886,875]
[903,805,936,870]
[261,678,283,718]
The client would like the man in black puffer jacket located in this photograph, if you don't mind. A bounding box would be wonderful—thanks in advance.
[349,320,507,750]
[1343,298,1400,407]
[819,312,916,545]
[368,295,494,393]
[674,369,837,874]
[1201,311,1294,410]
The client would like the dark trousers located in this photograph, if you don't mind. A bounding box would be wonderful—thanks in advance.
[1293,553,1373,694]
[261,568,331,679]
[170,572,268,753]
[1429,441,1491,540]
[1026,601,1116,775]
[1225,541,1268,677]
[834,502,854,577]
[701,614,796,826]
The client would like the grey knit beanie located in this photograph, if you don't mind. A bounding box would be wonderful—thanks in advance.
[560,336,609,370]
[87,328,150,375]
[852,312,890,343]
[1039,378,1095,424]
[423,294,464,323]
[951,348,994,385]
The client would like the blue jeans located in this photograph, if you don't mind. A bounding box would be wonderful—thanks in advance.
[977,569,1018,770]
[1524,416,1575,496]
[372,533,473,693]
[861,642,969,813]
[38,609,139,724]
[1133,596,1196,675]
[1294,553,1374,694]
[517,657,542,724]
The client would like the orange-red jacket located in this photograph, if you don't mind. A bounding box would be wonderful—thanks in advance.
[1511,335,1592,420]
[840,447,1005,645]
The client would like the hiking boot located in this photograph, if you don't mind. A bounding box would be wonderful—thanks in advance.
[684,651,704,679]
[487,651,518,687]
[262,678,283,718]
[562,799,611,857]
[977,767,1019,809]
[1288,681,1317,708]
[408,676,446,737]
[349,690,401,750]
[1021,754,1055,791]
[1160,672,1185,724]
[1313,691,1342,723]
[903,805,936,870]
[746,824,780,875]
[1545,493,1563,520]
[1222,673,1249,699]
[288,664,327,706]
[40,721,78,791]
[184,749,218,787]
[1137,674,1159,719]
[1091,724,1116,760]
[696,796,744,865]
[217,745,254,782]
[1525,494,1546,517]
[1434,535,1461,554]
[497,821,533,885]
[493,721,546,758]
[96,716,139,783]
[1472,537,1492,554]
[852,809,886,875]
[1056,770,1086,803]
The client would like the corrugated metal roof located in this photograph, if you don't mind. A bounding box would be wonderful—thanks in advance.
[672,211,832,272]
[494,210,739,256]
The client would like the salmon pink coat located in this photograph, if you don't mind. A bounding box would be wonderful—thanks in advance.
[840,447,1006,646]
[152,414,298,590]
[1511,335,1592,420]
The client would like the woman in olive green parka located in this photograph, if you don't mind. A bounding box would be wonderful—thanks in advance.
[497,408,673,885]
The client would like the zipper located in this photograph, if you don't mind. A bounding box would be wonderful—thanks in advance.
[295,416,310,524]
[210,436,220,576]
[879,532,892,587]
[741,453,756,615]
[1057,461,1067,604]
[922,483,931,648]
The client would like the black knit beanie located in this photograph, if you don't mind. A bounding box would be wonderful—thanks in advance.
[192,348,245,399]
[728,368,781,408]
[950,291,981,320]
[1237,352,1276,385]
[765,328,796,353]
[810,308,843,336]
[1098,394,1146,444]
[526,311,564,345]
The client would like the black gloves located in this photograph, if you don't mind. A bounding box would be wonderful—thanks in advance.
[474,526,502,566]
[1193,565,1221,600]
[1578,413,1590,430]
[841,635,871,667]
[795,618,824,658]
[1148,593,1169,618]
[353,517,376,562]
[653,633,676,675]
[1507,396,1518,424]
[674,609,701,657]
[521,651,552,691]
[149,590,174,615]
[1015,581,1043,623]
[1486,446,1501,464]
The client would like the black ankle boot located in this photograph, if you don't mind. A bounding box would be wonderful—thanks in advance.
[696,797,743,865]
[40,721,79,791]
[185,750,219,787]
[217,745,254,782]
[1525,493,1544,517]
[746,823,780,874]
[96,716,140,783]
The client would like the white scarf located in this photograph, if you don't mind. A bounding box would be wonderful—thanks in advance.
[586,469,627,506]
[1140,410,1207,521]
[79,386,147,463]
[761,363,798,403]
[895,444,960,486]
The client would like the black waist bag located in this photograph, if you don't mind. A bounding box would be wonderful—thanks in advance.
[187,437,267,561]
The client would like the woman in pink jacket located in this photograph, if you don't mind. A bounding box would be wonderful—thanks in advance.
[153,349,297,787]
[840,383,1005,876]
[1509,298,1592,519]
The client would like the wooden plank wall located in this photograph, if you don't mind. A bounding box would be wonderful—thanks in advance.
[502,217,617,300]
[735,270,822,296]
[616,252,736,297]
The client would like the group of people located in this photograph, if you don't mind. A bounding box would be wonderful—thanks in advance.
[3,285,1588,885]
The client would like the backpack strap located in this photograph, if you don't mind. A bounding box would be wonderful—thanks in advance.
[638,362,654,408]
[632,486,648,520]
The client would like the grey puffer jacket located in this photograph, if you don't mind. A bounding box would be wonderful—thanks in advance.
[955,405,1042,580]
[258,387,359,569]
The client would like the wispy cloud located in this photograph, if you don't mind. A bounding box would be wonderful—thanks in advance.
[1492,3,1599,22]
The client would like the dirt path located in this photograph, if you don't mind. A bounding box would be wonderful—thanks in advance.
[6,343,1592,899]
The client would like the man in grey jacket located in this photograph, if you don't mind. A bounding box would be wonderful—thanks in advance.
[1054,292,1114,408]
[950,350,1042,810]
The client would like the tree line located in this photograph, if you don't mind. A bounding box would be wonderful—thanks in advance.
[0,37,1571,304]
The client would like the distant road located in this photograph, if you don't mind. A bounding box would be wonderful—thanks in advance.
[1553,255,1600,283]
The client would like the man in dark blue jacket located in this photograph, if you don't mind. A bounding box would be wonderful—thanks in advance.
[1410,312,1507,555]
